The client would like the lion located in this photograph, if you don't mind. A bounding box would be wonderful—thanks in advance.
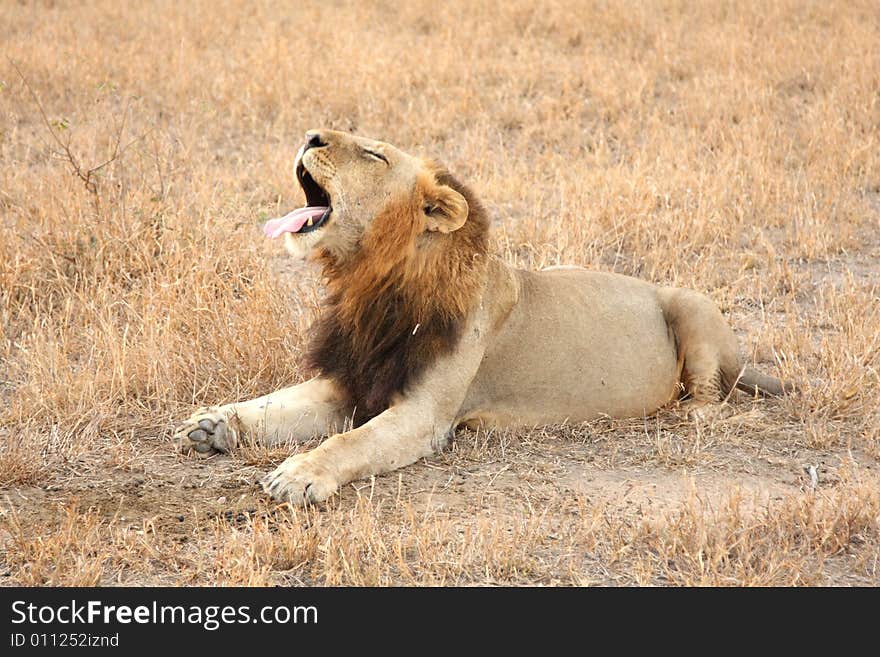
[174,129,792,504]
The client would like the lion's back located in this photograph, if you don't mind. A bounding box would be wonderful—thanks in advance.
[459,266,680,426]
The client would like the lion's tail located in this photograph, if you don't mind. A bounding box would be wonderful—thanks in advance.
[733,367,796,397]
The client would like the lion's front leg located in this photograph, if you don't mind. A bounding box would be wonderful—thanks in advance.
[261,316,488,504]
[174,376,350,455]
[262,402,448,504]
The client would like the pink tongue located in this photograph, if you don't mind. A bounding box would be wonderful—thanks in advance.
[263,206,328,238]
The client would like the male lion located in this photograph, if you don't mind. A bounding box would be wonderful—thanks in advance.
[174,130,791,504]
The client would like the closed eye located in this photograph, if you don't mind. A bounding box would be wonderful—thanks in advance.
[362,148,389,164]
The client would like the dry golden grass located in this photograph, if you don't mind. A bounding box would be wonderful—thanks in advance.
[1,0,878,586]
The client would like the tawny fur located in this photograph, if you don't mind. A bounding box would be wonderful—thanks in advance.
[307,171,489,422]
[174,129,792,505]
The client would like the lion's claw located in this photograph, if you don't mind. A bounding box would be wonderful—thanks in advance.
[261,454,338,505]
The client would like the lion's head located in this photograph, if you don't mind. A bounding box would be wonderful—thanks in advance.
[265,129,471,263]
[265,130,490,423]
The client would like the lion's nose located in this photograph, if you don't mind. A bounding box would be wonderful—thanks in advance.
[303,131,327,152]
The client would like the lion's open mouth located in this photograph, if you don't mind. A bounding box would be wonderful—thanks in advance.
[263,162,331,239]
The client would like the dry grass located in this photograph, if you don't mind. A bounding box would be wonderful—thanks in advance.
[1,0,878,586]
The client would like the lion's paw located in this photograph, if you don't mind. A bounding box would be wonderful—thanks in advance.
[261,454,338,505]
[174,406,238,455]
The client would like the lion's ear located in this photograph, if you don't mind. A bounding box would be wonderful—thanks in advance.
[423,183,468,234]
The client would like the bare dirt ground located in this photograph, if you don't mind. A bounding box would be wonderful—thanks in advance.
[1,0,879,585]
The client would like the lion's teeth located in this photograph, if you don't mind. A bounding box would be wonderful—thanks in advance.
[307,217,314,226]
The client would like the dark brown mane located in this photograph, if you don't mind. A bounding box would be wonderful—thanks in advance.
[305,170,490,424]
